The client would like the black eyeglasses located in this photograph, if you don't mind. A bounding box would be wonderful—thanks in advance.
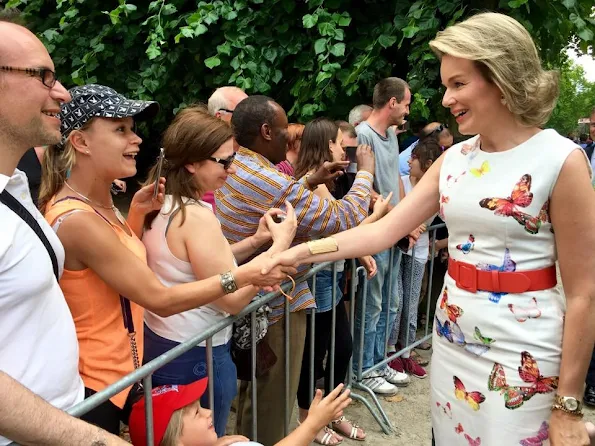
[218,108,234,115]
[208,153,236,170]
[0,66,57,88]
[427,123,447,137]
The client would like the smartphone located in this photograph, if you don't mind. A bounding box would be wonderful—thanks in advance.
[153,147,165,199]
[345,146,358,164]
[397,121,410,131]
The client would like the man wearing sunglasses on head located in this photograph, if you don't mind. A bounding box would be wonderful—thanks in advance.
[0,13,128,446]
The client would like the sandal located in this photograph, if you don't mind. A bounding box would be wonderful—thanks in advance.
[298,418,343,445]
[332,416,366,441]
[416,341,432,350]
[410,350,430,366]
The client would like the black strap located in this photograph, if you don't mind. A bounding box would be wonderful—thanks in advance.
[0,189,59,281]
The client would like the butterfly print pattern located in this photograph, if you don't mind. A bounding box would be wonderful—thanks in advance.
[488,351,558,410]
[464,434,482,446]
[456,234,475,254]
[519,421,549,446]
[439,194,449,219]
[470,161,490,178]
[446,171,467,187]
[455,423,464,434]
[454,376,485,411]
[508,297,542,322]
[436,401,452,418]
[478,174,550,235]
[473,326,496,345]
[476,248,517,303]
[435,316,490,357]
[440,287,463,322]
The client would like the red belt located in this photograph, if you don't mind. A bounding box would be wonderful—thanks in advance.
[448,258,557,294]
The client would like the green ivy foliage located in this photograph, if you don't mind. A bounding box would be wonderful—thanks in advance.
[5,0,595,134]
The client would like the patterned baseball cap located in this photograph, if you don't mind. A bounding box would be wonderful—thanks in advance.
[59,84,159,144]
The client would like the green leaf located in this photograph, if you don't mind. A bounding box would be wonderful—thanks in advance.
[561,0,575,8]
[334,29,344,41]
[124,3,137,12]
[230,55,241,70]
[143,78,160,92]
[314,38,327,54]
[195,23,208,35]
[329,42,345,57]
[218,41,232,55]
[148,0,161,12]
[318,22,335,36]
[205,56,222,69]
[42,29,60,42]
[508,0,528,8]
[301,103,319,116]
[162,4,177,15]
[577,28,594,42]
[316,71,333,84]
[401,26,419,39]
[378,34,397,48]
[338,13,351,27]
[264,48,278,62]
[146,43,161,59]
[64,7,78,18]
[272,69,283,84]
[303,14,318,29]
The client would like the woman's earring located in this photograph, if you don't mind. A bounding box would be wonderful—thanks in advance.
[501,95,507,105]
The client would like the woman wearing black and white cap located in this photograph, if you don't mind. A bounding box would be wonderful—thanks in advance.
[38,85,297,433]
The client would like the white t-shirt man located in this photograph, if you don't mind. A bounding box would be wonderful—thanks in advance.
[0,169,83,446]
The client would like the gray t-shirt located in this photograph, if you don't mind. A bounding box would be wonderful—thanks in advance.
[355,122,401,206]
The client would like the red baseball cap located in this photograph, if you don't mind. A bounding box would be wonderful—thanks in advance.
[128,378,208,446]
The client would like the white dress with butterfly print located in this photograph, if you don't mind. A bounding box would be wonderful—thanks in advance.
[431,129,580,446]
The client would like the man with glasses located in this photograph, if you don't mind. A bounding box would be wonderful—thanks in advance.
[0,14,127,446]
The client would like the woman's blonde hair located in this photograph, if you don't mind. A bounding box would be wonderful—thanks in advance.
[429,12,559,127]
[38,119,95,212]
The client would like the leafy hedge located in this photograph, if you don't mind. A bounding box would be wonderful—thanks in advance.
[5,0,595,131]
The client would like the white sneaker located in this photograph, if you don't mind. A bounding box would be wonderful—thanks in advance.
[382,366,410,387]
[360,376,398,395]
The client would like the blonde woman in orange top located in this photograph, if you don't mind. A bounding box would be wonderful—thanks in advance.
[40,85,296,434]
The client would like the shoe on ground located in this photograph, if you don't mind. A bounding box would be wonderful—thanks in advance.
[360,376,398,395]
[584,385,595,407]
[389,356,405,373]
[382,365,410,387]
[402,357,428,379]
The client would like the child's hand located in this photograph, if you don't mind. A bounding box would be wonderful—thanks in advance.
[306,384,352,431]
[214,435,250,445]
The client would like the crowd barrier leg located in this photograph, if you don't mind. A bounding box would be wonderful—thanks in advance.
[206,337,215,418]
[308,277,317,407]
[143,375,154,446]
[284,297,290,437]
[329,263,338,392]
[250,311,258,442]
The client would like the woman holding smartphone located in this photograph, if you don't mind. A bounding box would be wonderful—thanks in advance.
[40,85,296,434]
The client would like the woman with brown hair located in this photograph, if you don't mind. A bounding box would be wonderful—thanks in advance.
[40,85,296,435]
[141,105,297,436]
[268,13,595,445]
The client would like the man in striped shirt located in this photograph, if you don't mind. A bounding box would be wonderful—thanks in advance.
[216,95,375,445]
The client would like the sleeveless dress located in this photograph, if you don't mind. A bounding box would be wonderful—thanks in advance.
[431,129,582,445]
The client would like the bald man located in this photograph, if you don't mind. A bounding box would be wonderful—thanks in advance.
[0,14,128,446]
[399,122,453,175]
[208,86,248,122]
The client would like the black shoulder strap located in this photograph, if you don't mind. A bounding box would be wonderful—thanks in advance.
[0,189,59,281]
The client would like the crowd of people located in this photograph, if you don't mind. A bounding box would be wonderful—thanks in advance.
[2,7,595,446]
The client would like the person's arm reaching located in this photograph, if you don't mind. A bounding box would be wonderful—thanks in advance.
[263,154,444,270]
[274,384,352,446]
[276,145,375,238]
[0,371,128,446]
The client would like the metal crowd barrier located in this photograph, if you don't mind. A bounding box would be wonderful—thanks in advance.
[62,223,446,445]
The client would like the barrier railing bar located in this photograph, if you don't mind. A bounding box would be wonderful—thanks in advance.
[250,310,258,441]
[206,337,215,418]
[143,374,154,446]
[329,262,337,392]
[283,294,290,437]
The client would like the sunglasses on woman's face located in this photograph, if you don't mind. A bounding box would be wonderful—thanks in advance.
[208,153,236,170]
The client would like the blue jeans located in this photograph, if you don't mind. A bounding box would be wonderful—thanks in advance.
[353,248,401,373]
[309,270,343,313]
[143,326,237,437]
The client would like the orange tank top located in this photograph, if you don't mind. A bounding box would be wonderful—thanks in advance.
[45,197,146,409]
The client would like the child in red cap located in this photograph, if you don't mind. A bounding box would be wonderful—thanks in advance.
[129,378,351,446]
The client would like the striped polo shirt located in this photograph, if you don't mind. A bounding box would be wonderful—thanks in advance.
[216,147,373,324]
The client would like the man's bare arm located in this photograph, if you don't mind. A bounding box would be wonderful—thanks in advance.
[0,371,128,446]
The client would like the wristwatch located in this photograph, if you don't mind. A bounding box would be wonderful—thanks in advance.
[220,271,238,294]
[304,174,318,191]
[551,395,583,417]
